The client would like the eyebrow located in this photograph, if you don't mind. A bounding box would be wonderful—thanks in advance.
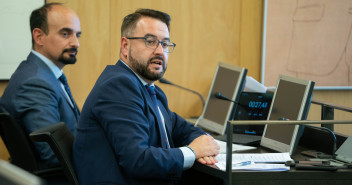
[145,33,170,41]
[60,27,82,35]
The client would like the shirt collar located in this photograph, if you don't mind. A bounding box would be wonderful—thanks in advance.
[31,50,63,79]
[119,59,154,87]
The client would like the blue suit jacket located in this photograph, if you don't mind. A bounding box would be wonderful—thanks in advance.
[0,52,79,169]
[73,60,205,185]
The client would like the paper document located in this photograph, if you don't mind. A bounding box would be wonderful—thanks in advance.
[215,162,290,171]
[215,152,292,171]
[215,139,256,154]
[244,76,267,93]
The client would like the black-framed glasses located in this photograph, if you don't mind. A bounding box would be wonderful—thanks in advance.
[127,36,176,53]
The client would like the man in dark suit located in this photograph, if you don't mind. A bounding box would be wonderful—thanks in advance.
[0,3,81,169]
[73,8,219,185]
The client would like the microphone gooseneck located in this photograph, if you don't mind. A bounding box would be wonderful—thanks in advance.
[159,78,206,109]
[306,125,337,155]
[280,118,337,155]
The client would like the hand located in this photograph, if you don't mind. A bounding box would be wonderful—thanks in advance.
[197,156,218,165]
[188,135,220,159]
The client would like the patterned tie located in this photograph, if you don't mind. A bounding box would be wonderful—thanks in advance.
[145,85,170,148]
[59,74,80,118]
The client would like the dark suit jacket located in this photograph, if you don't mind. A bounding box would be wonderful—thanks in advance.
[73,60,205,185]
[0,52,79,169]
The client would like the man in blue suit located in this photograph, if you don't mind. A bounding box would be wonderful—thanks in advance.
[73,9,219,185]
[0,3,81,169]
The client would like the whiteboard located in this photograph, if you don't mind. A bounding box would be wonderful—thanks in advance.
[0,0,45,79]
[262,0,352,90]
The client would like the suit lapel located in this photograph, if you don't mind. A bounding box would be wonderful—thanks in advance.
[30,53,80,121]
[117,60,169,148]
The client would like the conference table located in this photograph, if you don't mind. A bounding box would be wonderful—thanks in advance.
[188,123,352,185]
[190,146,352,185]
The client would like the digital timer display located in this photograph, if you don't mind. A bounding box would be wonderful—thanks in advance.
[248,101,269,109]
[233,92,273,135]
[234,92,273,120]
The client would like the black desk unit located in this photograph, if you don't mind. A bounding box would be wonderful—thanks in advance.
[190,122,352,185]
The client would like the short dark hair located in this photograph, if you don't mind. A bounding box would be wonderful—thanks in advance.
[121,9,171,37]
[29,2,63,47]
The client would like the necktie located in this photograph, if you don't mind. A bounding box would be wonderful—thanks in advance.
[59,74,80,118]
[145,85,170,148]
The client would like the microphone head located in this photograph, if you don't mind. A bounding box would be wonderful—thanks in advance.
[214,92,236,103]
[214,92,229,101]
[214,92,223,99]
[159,78,173,85]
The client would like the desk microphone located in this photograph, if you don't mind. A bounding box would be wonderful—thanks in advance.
[214,92,237,103]
[279,117,337,155]
[305,125,337,155]
[159,78,205,108]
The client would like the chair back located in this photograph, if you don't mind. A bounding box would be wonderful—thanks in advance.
[30,122,79,185]
[0,113,41,172]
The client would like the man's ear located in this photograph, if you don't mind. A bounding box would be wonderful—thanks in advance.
[121,37,129,58]
[32,28,45,47]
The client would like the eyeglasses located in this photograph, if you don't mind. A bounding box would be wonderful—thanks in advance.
[127,36,176,53]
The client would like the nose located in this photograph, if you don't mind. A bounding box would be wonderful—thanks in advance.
[70,35,80,48]
[153,41,164,54]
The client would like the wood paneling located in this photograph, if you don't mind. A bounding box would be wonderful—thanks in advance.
[47,0,112,110]
[0,82,7,96]
[1,0,352,161]
[0,82,10,161]
[109,0,244,117]
[308,91,352,135]
[48,0,352,136]
[0,138,9,162]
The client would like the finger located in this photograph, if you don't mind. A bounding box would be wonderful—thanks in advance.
[202,156,211,164]
[212,156,218,163]
[206,156,215,164]
[206,157,214,165]
[208,156,214,164]
[197,158,206,164]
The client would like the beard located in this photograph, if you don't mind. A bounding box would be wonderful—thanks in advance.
[58,48,78,65]
[128,51,167,82]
